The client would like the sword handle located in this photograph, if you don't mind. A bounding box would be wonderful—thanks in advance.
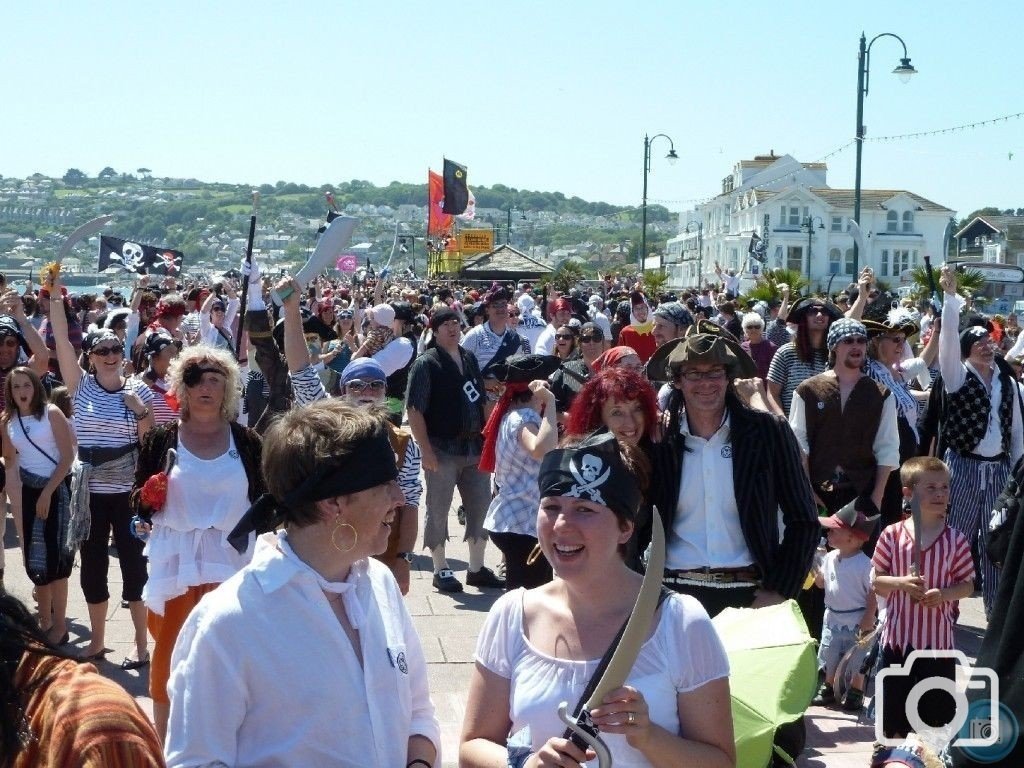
[923,255,941,318]
[557,702,611,767]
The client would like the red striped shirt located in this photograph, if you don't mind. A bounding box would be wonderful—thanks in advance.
[872,521,974,652]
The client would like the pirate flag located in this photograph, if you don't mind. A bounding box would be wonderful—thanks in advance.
[441,158,469,216]
[98,235,184,276]
[748,231,767,264]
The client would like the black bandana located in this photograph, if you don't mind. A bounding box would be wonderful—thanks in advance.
[227,422,399,553]
[537,430,641,520]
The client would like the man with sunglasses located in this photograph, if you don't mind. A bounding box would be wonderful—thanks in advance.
[766,297,843,418]
[789,318,900,516]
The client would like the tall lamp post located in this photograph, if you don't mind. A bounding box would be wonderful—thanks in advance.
[852,31,917,275]
[641,133,678,272]
[506,207,527,245]
[683,221,704,287]
[801,216,825,285]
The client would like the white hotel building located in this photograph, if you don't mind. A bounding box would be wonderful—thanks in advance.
[663,152,954,293]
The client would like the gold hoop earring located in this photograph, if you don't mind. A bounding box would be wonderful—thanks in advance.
[526,543,544,566]
[331,521,358,554]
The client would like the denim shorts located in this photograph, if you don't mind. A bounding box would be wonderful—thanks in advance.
[818,622,858,677]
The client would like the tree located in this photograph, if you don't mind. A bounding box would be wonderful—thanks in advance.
[98,166,117,180]
[908,264,986,303]
[62,168,87,186]
[542,260,587,293]
[640,269,669,297]
[740,267,810,304]
[137,167,152,178]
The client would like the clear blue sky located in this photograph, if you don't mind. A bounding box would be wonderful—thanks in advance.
[3,1,1021,218]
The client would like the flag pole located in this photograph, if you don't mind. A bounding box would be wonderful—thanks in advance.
[235,191,259,358]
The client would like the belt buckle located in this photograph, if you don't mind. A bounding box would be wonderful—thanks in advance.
[709,571,726,583]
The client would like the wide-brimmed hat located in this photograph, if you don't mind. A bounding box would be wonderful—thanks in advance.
[820,497,880,541]
[789,297,843,324]
[646,318,757,382]
[489,353,561,384]
[862,317,919,340]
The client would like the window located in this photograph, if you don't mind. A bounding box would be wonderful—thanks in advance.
[787,245,803,273]
[831,216,844,232]
[881,249,889,277]
[845,249,855,275]
[890,248,913,276]
[829,248,842,275]
[902,211,914,233]
[785,206,802,227]
[886,210,899,233]
[729,248,739,270]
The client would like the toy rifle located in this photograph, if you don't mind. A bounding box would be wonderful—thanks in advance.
[922,254,941,318]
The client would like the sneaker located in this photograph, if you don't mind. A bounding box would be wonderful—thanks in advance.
[811,682,835,706]
[432,569,463,593]
[841,688,864,712]
[466,566,505,589]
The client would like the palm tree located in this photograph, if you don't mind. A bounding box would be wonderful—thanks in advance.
[543,260,587,293]
[740,267,810,304]
[640,269,669,297]
[909,265,986,303]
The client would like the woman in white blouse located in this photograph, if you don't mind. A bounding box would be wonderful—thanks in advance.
[461,432,735,768]
[165,400,440,768]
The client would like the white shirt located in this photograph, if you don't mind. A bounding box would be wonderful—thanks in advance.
[939,292,1024,462]
[143,430,252,615]
[372,335,415,377]
[476,589,729,768]
[788,379,901,469]
[589,310,612,341]
[534,323,558,355]
[460,321,529,371]
[822,550,873,627]
[199,297,240,348]
[6,411,61,476]
[166,533,440,768]
[668,414,754,570]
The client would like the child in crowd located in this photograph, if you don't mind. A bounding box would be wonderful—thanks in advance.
[871,457,975,740]
[811,498,878,712]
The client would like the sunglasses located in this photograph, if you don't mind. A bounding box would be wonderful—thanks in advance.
[839,336,868,345]
[808,307,829,316]
[555,334,576,340]
[91,344,124,357]
[346,379,386,393]
[580,335,603,342]
[338,310,354,319]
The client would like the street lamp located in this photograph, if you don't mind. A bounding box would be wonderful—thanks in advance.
[506,207,527,245]
[852,31,917,275]
[641,133,678,272]
[801,216,826,284]
[683,221,704,287]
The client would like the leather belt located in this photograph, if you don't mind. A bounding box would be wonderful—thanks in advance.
[663,566,760,585]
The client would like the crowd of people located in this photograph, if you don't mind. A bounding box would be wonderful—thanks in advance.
[1,254,1023,768]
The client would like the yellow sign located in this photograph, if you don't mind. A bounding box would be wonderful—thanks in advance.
[460,230,494,254]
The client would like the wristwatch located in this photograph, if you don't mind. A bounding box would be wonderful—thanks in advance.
[397,552,413,563]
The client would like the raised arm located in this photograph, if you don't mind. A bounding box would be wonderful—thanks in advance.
[4,289,48,377]
[44,273,83,396]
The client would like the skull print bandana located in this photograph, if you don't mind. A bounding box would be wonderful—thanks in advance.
[537,430,641,521]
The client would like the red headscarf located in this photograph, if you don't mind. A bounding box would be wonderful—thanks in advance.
[591,346,638,374]
[478,381,532,473]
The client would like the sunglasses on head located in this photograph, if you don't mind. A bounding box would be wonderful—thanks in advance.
[346,379,385,393]
[91,344,124,357]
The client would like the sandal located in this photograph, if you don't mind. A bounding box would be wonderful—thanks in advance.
[121,652,150,671]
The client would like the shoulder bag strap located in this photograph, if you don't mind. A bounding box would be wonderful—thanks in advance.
[17,412,60,467]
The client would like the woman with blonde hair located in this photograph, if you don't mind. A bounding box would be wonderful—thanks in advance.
[130,343,263,742]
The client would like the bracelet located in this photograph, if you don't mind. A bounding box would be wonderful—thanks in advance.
[133,407,151,420]
[407,760,432,768]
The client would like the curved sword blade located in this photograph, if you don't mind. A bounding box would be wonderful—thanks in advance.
[58,215,114,261]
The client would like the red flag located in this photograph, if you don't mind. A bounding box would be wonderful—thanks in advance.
[428,171,453,236]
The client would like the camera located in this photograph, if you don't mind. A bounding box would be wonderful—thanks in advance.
[875,650,1001,750]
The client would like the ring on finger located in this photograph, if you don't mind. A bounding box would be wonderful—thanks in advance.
[627,711,636,724]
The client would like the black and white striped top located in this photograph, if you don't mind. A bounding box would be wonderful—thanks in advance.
[72,375,154,494]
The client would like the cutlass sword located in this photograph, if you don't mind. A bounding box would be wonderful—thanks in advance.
[556,510,667,768]
[59,214,114,262]
[909,492,923,578]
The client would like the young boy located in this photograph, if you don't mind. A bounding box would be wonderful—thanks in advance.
[812,497,878,711]
[871,456,975,739]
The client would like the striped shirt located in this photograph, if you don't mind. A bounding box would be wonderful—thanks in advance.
[767,342,828,417]
[872,521,974,652]
[289,365,422,507]
[72,375,153,493]
[132,374,179,425]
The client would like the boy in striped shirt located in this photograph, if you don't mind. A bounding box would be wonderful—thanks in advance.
[871,456,976,739]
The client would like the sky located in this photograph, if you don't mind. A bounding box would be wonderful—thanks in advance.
[2,1,1022,219]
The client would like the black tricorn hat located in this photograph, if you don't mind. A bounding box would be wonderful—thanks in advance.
[788,297,844,324]
[272,309,337,350]
[490,353,562,384]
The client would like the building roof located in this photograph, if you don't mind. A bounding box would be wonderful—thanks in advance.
[807,188,953,213]
[954,214,1024,239]
[460,244,553,278]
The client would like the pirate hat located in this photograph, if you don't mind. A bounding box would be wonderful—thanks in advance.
[538,430,641,521]
[788,297,843,324]
[646,318,757,382]
[489,353,561,384]
[861,308,920,340]
[820,496,880,541]
[272,309,337,350]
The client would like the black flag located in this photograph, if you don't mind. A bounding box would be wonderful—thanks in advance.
[98,235,184,275]
[441,158,469,215]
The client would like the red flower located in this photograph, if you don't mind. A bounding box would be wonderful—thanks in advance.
[140,472,169,512]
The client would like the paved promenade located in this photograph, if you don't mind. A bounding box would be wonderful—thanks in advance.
[3,502,987,767]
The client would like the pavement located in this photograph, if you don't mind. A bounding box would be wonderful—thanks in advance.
[2,501,989,768]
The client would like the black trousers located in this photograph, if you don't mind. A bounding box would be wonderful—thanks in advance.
[80,491,147,604]
[489,532,552,590]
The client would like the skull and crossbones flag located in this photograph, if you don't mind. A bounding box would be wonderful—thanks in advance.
[98,235,185,275]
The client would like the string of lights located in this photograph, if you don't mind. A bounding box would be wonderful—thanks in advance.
[864,110,1023,142]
